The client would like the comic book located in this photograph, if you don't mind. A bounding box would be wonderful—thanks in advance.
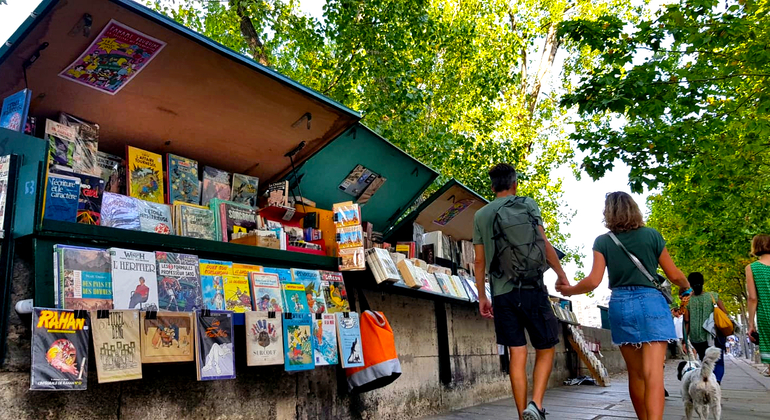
[0,88,31,132]
[53,245,112,310]
[140,311,194,363]
[126,146,164,204]
[166,153,200,205]
[432,272,451,296]
[100,192,140,230]
[290,269,326,314]
[245,311,284,366]
[336,312,364,368]
[175,202,215,240]
[96,151,125,194]
[282,312,314,372]
[230,173,259,207]
[30,308,90,390]
[136,199,173,234]
[232,263,262,277]
[200,259,233,310]
[155,252,202,312]
[90,310,142,383]
[281,282,310,314]
[201,166,231,206]
[45,120,77,170]
[249,272,283,312]
[48,167,104,226]
[44,173,80,223]
[59,113,99,176]
[319,271,350,313]
[450,275,470,300]
[223,275,251,313]
[109,248,159,311]
[195,310,235,381]
[218,201,258,242]
[313,313,338,366]
[262,267,292,284]
[267,181,289,207]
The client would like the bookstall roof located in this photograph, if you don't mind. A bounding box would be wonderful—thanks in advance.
[289,124,439,232]
[0,0,361,183]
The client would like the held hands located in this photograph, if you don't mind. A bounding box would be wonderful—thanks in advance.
[479,296,494,319]
[555,274,573,296]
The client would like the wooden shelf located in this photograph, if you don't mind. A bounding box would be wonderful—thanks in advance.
[342,270,475,306]
[567,334,609,387]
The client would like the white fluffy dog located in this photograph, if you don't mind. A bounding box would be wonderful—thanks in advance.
[681,346,722,420]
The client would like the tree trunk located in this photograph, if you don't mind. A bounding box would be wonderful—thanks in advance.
[527,21,561,117]
[231,1,270,66]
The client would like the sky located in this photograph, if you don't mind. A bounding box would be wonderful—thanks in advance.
[0,0,650,321]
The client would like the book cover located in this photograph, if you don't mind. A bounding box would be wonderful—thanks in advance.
[156,252,202,312]
[320,271,350,313]
[67,170,104,225]
[283,313,314,372]
[201,166,231,206]
[336,312,364,368]
[30,308,90,390]
[109,248,159,311]
[0,156,8,237]
[433,273,451,295]
[223,275,251,313]
[262,267,292,283]
[167,153,200,205]
[450,275,470,300]
[338,164,378,199]
[281,282,310,313]
[250,272,284,312]
[291,269,326,314]
[46,119,78,170]
[245,312,284,366]
[91,310,142,383]
[126,146,164,204]
[44,174,80,223]
[219,201,258,242]
[136,199,173,234]
[54,245,112,310]
[230,173,259,207]
[373,248,401,281]
[267,181,289,207]
[200,259,233,310]
[397,259,423,289]
[0,88,31,132]
[196,310,235,381]
[59,113,99,176]
[100,192,140,230]
[313,313,338,366]
[96,151,125,194]
[140,311,194,363]
[177,202,215,240]
[232,263,262,277]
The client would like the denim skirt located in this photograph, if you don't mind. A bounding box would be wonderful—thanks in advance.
[608,286,677,346]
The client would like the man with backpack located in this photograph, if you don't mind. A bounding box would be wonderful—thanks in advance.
[473,163,569,420]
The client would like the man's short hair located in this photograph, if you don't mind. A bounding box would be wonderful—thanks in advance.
[489,163,518,192]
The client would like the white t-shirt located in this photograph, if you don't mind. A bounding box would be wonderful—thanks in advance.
[673,315,684,340]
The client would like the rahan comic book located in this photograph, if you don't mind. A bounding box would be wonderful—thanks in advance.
[30,308,90,390]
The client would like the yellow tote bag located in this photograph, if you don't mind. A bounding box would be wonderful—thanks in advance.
[710,293,734,336]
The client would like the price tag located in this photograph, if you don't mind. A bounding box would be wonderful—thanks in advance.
[282,207,295,221]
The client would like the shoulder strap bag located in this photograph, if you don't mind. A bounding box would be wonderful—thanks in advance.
[709,292,734,336]
[607,232,674,304]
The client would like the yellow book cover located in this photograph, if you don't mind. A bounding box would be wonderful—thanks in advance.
[91,310,142,383]
[126,145,164,203]
[232,263,263,277]
[140,311,194,363]
[224,275,252,313]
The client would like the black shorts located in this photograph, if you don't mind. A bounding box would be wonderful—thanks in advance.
[493,288,560,350]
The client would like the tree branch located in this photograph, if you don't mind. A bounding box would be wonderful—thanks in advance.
[231,0,270,66]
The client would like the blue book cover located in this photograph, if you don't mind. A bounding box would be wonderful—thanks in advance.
[283,313,315,372]
[49,166,105,225]
[196,310,235,381]
[281,282,310,313]
[44,174,80,223]
[291,269,326,313]
[200,260,233,310]
[336,312,365,368]
[0,89,31,133]
[313,313,338,366]
[167,153,200,205]
[262,267,292,283]
[100,192,140,230]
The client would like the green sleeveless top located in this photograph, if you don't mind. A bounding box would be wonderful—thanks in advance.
[750,261,770,362]
[687,291,718,344]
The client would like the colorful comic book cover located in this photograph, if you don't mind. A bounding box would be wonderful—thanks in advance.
[201,166,231,206]
[283,313,314,372]
[281,282,310,314]
[0,88,31,132]
[176,202,215,240]
[232,263,262,277]
[218,201,258,242]
[290,269,326,314]
[223,275,251,313]
[262,267,292,283]
[313,313,338,366]
[97,151,125,194]
[100,192,140,230]
[336,312,364,368]
[91,310,142,383]
[109,248,159,311]
[59,20,166,95]
[54,245,112,311]
[46,119,78,170]
[156,252,202,312]
[30,308,90,390]
[433,198,475,226]
[167,153,200,205]
[319,271,349,313]
[140,311,194,363]
[196,310,235,381]
[59,113,99,176]
[136,199,172,234]
[230,173,259,208]
[249,272,284,312]
[245,312,284,366]
[126,146,164,204]
[44,174,80,223]
[200,260,233,310]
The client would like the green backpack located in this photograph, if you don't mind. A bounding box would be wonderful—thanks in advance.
[491,196,547,288]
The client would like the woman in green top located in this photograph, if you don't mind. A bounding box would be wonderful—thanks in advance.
[746,234,770,366]
[683,272,727,383]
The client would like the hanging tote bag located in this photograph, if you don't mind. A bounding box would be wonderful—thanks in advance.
[710,293,734,336]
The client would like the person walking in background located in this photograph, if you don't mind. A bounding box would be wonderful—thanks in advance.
[746,234,770,370]
[684,272,727,383]
[557,191,690,420]
[473,163,569,420]
[670,307,684,358]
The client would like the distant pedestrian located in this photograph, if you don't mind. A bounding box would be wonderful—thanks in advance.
[557,191,690,420]
[684,272,727,383]
[746,234,770,368]
[670,307,684,358]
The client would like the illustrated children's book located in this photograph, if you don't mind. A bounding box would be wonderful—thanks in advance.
[336,312,365,368]
[109,248,159,311]
[53,245,112,310]
[201,166,231,206]
[200,259,233,310]
[232,263,262,277]
[262,267,292,283]
[0,88,31,132]
[175,202,215,240]
[230,173,259,207]
[155,252,202,312]
[283,312,314,372]
[30,308,90,390]
[44,173,80,223]
[195,310,235,381]
[223,275,251,313]
[166,153,200,205]
[218,201,258,242]
[281,282,310,314]
[136,200,173,234]
[97,151,125,194]
[291,269,326,313]
[245,311,284,366]
[126,146,164,204]
[313,313,338,366]
[90,309,142,383]
[320,271,350,313]
[100,192,140,230]
[249,272,283,312]
[140,311,194,363]
[46,119,78,169]
[59,112,99,176]
[48,167,105,226]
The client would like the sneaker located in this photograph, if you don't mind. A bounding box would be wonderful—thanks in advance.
[522,401,546,420]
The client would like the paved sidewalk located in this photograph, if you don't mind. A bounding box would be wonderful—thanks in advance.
[423,355,770,419]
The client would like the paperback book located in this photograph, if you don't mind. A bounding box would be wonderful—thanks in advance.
[48,167,105,226]
[336,312,364,368]
[137,200,173,234]
[196,310,235,381]
[291,269,326,313]
[109,248,159,311]
[59,113,99,176]
[100,192,140,230]
[230,173,259,207]
[0,88,31,132]
[53,245,112,310]
[126,146,164,204]
[283,312,314,372]
[245,311,284,366]
[91,310,142,383]
[156,252,202,312]
[250,272,284,312]
[96,151,125,194]
[30,308,90,390]
[201,166,231,205]
[200,259,233,310]
[282,282,310,313]
[166,153,200,205]
[175,202,215,240]
[267,180,289,207]
[232,263,262,277]
[223,275,252,313]
[262,267,292,283]
[313,313,338,366]
[320,271,350,313]
[140,311,194,363]
[218,201,259,242]
[46,120,78,170]
[44,174,80,223]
